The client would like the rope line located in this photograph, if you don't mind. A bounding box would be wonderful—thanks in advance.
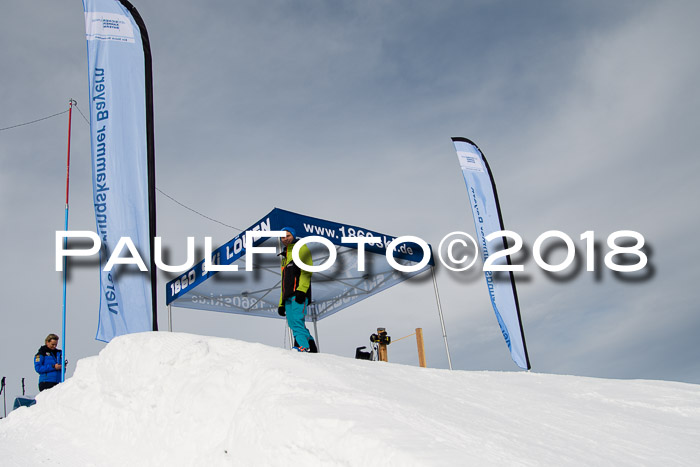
[73,101,240,233]
[0,109,70,132]
[155,188,243,232]
[73,103,90,125]
[392,332,416,344]
[2,103,240,233]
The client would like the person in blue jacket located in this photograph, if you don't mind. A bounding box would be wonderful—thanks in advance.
[34,333,63,391]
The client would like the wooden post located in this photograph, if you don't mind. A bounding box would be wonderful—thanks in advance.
[415,328,426,368]
[377,327,389,362]
[378,341,388,362]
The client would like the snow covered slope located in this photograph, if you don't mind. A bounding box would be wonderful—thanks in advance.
[1,332,698,466]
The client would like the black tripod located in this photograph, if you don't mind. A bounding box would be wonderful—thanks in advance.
[0,376,6,418]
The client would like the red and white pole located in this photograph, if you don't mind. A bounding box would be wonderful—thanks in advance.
[61,99,76,383]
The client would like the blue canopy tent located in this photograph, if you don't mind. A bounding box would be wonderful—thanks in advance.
[166,208,452,366]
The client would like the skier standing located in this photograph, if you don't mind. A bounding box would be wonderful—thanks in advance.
[277,227,317,352]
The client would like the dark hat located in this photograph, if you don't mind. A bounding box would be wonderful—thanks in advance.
[281,226,296,239]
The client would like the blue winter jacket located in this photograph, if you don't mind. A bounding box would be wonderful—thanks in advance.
[34,345,62,384]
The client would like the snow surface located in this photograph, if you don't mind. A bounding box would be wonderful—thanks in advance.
[1,332,698,466]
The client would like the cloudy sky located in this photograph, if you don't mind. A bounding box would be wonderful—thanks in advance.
[1,0,698,402]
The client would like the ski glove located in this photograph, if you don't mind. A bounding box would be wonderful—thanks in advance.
[294,290,307,305]
[278,305,286,317]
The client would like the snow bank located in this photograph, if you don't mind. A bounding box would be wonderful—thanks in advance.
[1,332,698,466]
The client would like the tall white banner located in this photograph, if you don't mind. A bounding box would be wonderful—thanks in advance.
[84,0,157,341]
[452,137,530,370]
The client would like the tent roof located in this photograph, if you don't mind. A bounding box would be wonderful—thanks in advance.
[166,208,433,322]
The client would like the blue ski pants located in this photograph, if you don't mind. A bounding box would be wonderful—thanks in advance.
[285,298,312,349]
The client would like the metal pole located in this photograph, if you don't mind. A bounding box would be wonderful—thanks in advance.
[431,265,453,370]
[61,99,75,384]
[279,237,289,349]
[168,304,172,331]
[312,314,320,352]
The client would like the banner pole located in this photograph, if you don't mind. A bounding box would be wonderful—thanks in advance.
[431,265,453,370]
[114,0,158,332]
[61,99,75,383]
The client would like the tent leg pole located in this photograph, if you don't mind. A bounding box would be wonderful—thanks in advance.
[312,316,320,352]
[168,305,172,332]
[431,265,453,370]
[280,236,294,350]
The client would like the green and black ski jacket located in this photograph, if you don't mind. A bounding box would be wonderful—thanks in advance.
[279,242,313,306]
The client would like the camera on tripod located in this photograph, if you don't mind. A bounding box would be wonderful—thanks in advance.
[355,328,391,361]
[369,328,391,345]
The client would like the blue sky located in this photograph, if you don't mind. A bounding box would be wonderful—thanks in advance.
[1,0,698,403]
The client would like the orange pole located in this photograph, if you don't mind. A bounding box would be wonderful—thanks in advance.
[415,328,426,368]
